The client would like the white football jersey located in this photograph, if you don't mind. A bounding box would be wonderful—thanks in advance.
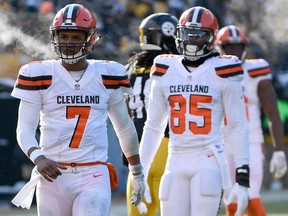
[11,59,132,163]
[142,54,248,150]
[242,58,271,143]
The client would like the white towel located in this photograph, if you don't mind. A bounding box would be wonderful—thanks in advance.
[11,167,41,209]
[209,144,232,190]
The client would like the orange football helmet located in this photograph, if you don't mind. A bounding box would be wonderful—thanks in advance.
[176,6,219,61]
[217,25,248,61]
[50,4,98,64]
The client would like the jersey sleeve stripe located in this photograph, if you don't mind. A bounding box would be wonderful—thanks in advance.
[215,63,243,78]
[248,66,270,77]
[151,63,169,76]
[16,74,52,90]
[101,75,131,89]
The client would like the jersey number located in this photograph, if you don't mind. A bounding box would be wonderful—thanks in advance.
[66,106,91,148]
[169,94,212,135]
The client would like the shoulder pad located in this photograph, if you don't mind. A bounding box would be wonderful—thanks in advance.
[99,60,131,89]
[245,59,271,77]
[16,61,52,90]
[215,55,243,78]
[150,54,177,77]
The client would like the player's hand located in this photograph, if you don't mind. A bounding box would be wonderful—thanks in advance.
[136,202,148,214]
[224,183,249,216]
[35,156,67,182]
[270,151,287,179]
[131,172,145,206]
[135,177,151,214]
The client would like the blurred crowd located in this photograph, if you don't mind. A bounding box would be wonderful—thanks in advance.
[0,0,288,98]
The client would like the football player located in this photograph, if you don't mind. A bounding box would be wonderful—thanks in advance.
[139,6,250,216]
[124,13,178,215]
[10,4,144,216]
[217,25,287,216]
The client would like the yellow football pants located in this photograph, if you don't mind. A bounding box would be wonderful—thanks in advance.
[126,137,169,216]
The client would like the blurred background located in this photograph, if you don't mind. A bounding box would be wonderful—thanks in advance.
[0,0,287,214]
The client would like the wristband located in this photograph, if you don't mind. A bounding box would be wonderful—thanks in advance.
[129,163,143,175]
[236,165,250,187]
[30,149,44,164]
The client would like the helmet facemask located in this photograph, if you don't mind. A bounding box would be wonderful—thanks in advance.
[51,28,96,64]
[177,26,214,61]
[221,43,247,62]
[139,28,162,51]
[139,13,178,54]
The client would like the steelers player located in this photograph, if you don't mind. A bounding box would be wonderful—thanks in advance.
[124,13,178,215]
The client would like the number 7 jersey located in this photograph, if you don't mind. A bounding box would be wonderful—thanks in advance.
[11,59,132,163]
[143,54,248,150]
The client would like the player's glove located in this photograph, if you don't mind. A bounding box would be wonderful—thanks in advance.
[136,202,148,214]
[129,164,145,206]
[270,151,287,179]
[135,174,152,214]
[224,183,249,216]
[224,164,249,216]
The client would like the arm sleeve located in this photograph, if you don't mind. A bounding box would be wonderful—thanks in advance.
[16,100,41,155]
[222,77,249,168]
[139,77,169,176]
[108,97,139,157]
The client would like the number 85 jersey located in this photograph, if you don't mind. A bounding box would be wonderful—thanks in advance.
[11,59,131,163]
[142,54,248,150]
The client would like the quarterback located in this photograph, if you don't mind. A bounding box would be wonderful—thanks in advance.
[217,25,287,216]
[10,4,144,216]
[139,7,250,216]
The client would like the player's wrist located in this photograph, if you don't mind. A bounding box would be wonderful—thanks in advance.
[29,149,44,164]
[129,163,143,175]
[236,164,250,187]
